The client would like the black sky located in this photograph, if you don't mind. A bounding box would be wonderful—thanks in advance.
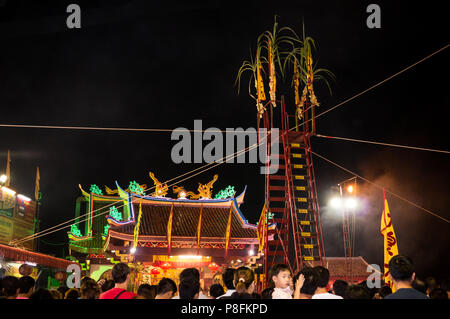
[0,0,448,280]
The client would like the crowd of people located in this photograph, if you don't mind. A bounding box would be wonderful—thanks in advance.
[0,255,448,300]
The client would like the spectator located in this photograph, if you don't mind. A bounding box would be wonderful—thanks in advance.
[425,277,438,296]
[99,263,137,299]
[137,283,157,299]
[222,266,255,299]
[269,263,293,299]
[251,292,261,299]
[209,284,224,299]
[80,280,101,299]
[429,288,448,300]
[57,286,69,298]
[373,285,392,299]
[65,288,80,299]
[261,287,274,299]
[331,280,348,298]
[440,279,450,299]
[17,276,35,299]
[101,279,115,293]
[155,278,177,299]
[345,285,370,299]
[293,267,318,299]
[29,288,54,300]
[412,278,427,294]
[172,268,208,299]
[1,276,20,299]
[384,255,428,299]
[312,266,343,299]
[49,290,62,299]
[217,268,236,299]
[179,279,200,299]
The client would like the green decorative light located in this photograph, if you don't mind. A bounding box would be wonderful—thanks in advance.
[90,184,103,195]
[109,206,122,221]
[103,224,110,237]
[70,224,82,237]
[214,186,236,199]
[268,212,274,220]
[128,181,144,195]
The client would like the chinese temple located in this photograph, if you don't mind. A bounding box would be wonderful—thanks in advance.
[68,173,263,288]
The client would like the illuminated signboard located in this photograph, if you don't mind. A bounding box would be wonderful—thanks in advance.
[0,187,16,218]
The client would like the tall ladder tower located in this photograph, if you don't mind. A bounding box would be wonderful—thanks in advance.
[262,96,325,285]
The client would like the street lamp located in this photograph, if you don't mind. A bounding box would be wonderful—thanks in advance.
[0,174,7,184]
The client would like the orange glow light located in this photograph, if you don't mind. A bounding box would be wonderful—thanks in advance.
[347,185,354,193]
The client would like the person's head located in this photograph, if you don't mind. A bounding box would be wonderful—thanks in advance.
[269,264,291,289]
[179,268,200,282]
[57,286,69,297]
[80,280,101,299]
[376,285,392,299]
[234,266,255,295]
[179,279,200,299]
[156,277,177,299]
[80,276,96,287]
[137,283,157,299]
[29,288,54,300]
[344,285,370,299]
[112,263,131,285]
[314,266,330,289]
[425,276,438,295]
[331,280,348,298]
[49,290,62,299]
[429,288,448,300]
[412,278,427,294]
[18,276,35,297]
[101,279,115,293]
[209,284,224,299]
[1,276,20,298]
[294,267,319,296]
[64,288,80,299]
[388,255,415,284]
[222,268,236,290]
[440,279,450,299]
[261,287,274,299]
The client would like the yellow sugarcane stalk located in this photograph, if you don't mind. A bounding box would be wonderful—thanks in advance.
[268,39,276,108]
[256,56,266,118]
[294,58,302,119]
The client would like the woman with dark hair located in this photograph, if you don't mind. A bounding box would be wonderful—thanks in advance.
[222,267,255,299]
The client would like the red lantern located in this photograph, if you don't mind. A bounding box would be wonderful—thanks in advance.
[19,264,33,276]
[208,262,219,272]
[151,268,160,275]
[160,262,171,271]
[54,271,67,281]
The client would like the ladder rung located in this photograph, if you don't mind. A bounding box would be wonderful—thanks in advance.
[269,186,286,191]
[299,220,314,225]
[294,186,307,191]
[292,154,303,158]
[302,244,317,249]
[294,175,305,180]
[292,164,304,169]
[269,197,286,202]
[298,209,308,214]
[268,207,285,213]
[269,175,286,180]
[297,197,308,202]
[290,143,303,148]
[300,232,317,237]
[302,256,320,261]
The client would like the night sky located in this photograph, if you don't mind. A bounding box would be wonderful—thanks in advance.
[0,1,448,280]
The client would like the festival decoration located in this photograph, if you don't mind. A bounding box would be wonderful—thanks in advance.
[214,185,236,199]
[151,268,160,275]
[108,206,122,221]
[132,201,144,253]
[149,172,169,197]
[19,263,33,276]
[160,262,171,271]
[172,185,188,199]
[172,175,219,200]
[54,271,67,282]
[380,189,399,292]
[208,262,220,272]
[89,184,103,195]
[129,181,145,195]
[70,224,82,237]
[103,224,110,237]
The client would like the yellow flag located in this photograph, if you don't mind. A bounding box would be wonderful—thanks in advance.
[6,150,11,187]
[380,190,399,292]
[257,204,266,254]
[35,166,40,201]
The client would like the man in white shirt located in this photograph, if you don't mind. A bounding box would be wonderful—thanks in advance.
[312,266,343,299]
[217,268,236,299]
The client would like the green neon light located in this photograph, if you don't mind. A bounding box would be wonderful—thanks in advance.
[109,206,122,221]
[103,224,110,237]
[70,224,83,237]
[90,184,103,195]
[128,181,144,195]
[214,185,236,199]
